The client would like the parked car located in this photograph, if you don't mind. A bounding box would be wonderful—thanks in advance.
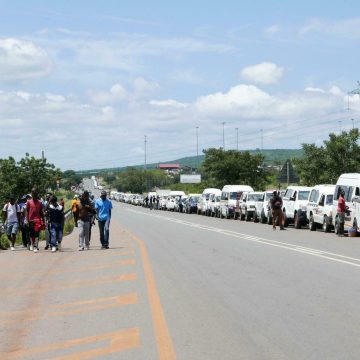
[209,193,222,217]
[174,196,188,212]
[185,195,201,214]
[282,186,313,228]
[240,192,264,221]
[306,185,335,232]
[254,191,273,223]
[219,185,254,219]
[165,197,176,211]
[197,188,221,215]
[332,173,360,234]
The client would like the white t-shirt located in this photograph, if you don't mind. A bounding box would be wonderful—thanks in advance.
[3,203,20,223]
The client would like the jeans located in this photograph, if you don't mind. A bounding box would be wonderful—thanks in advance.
[50,223,63,247]
[21,224,30,247]
[78,220,90,248]
[98,219,110,247]
[45,222,51,246]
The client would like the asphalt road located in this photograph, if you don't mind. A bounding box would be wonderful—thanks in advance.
[2,181,360,359]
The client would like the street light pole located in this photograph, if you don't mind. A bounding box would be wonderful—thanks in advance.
[196,126,199,170]
[235,127,239,151]
[144,135,147,170]
[222,121,226,150]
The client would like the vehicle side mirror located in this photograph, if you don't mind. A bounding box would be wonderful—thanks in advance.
[290,196,295,201]
[352,196,360,203]
[243,199,246,203]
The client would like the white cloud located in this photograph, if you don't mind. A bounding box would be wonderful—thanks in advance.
[149,99,188,108]
[305,87,325,93]
[299,18,360,40]
[88,83,128,105]
[0,38,52,82]
[241,62,285,85]
[264,24,281,38]
[132,77,159,97]
[195,84,274,118]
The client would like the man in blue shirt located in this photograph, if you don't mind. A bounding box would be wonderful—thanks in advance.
[95,190,113,249]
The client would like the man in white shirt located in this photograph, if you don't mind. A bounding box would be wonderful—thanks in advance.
[2,195,21,251]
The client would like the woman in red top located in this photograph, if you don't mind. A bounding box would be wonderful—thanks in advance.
[337,190,346,236]
[26,188,45,252]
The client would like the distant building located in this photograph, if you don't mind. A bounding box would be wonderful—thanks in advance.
[158,163,181,174]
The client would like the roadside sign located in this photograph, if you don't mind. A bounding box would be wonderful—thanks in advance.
[71,185,77,191]
[180,174,201,184]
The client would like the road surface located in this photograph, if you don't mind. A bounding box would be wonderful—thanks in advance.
[1,182,360,359]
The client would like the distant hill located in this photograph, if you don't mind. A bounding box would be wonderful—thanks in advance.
[76,149,303,174]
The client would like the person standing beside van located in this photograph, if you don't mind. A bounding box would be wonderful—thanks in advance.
[337,189,346,236]
[270,191,285,230]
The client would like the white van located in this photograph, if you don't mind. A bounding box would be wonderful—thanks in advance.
[282,186,313,228]
[197,188,221,215]
[332,173,360,233]
[240,191,265,221]
[306,184,335,232]
[219,185,254,219]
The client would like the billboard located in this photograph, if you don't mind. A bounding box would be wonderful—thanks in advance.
[180,174,201,184]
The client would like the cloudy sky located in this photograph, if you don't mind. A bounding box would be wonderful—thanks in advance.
[1,0,360,170]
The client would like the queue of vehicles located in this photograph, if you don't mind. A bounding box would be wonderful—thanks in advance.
[109,173,360,236]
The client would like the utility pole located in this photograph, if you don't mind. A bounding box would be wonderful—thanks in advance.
[287,161,290,186]
[339,120,342,134]
[352,118,355,129]
[144,135,147,170]
[222,122,226,150]
[41,150,45,161]
[196,126,199,170]
[260,129,263,153]
[144,135,148,192]
[235,127,239,151]
[347,81,360,112]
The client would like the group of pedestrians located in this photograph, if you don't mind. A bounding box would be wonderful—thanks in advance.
[144,195,160,210]
[1,189,113,252]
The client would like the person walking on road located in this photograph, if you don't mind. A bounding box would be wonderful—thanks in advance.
[19,194,30,248]
[76,191,95,251]
[2,195,21,251]
[95,190,112,249]
[43,192,53,250]
[337,189,346,237]
[26,188,45,253]
[270,190,284,230]
[48,196,64,252]
[71,195,80,227]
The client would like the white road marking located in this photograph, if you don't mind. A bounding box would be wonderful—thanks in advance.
[124,207,360,269]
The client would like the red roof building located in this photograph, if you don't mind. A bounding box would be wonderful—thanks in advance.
[158,164,181,174]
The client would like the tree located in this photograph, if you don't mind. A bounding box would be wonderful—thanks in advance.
[0,155,60,204]
[202,148,267,190]
[294,129,360,185]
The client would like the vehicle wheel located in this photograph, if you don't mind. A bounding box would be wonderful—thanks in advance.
[261,210,267,224]
[334,216,340,235]
[267,214,272,225]
[294,212,302,229]
[309,215,316,231]
[254,212,259,223]
[353,219,358,236]
[283,212,289,228]
[245,211,251,222]
[226,210,230,219]
[323,216,330,232]
[220,210,225,219]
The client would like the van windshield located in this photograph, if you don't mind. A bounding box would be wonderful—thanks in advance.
[326,195,333,205]
[230,192,238,200]
[248,194,263,201]
[298,191,310,200]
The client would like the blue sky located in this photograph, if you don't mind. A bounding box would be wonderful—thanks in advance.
[0,0,360,170]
